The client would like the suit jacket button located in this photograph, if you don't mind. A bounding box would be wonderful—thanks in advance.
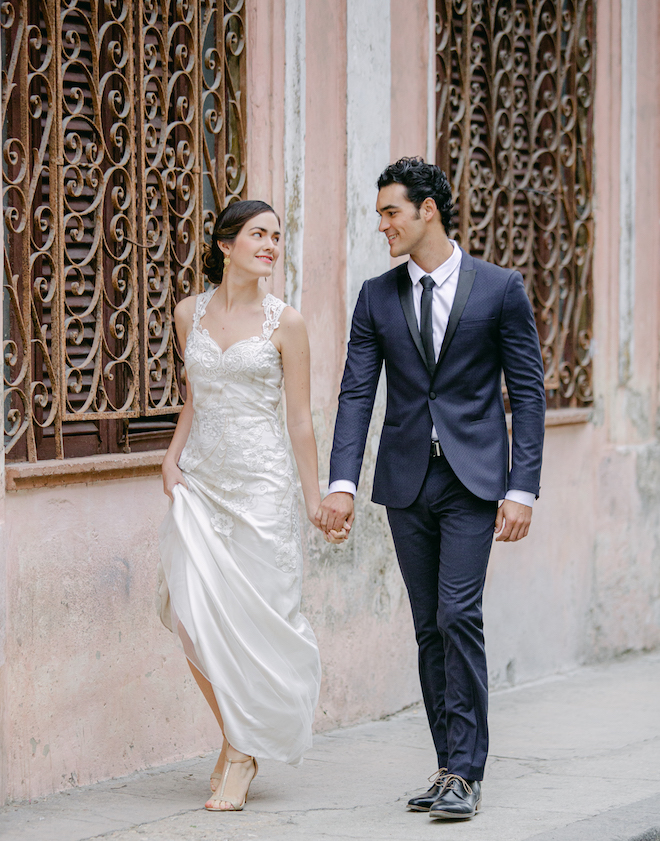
[429,392,436,400]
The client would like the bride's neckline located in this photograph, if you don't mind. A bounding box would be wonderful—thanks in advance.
[194,289,278,355]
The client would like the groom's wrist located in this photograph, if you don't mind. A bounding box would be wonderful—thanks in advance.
[327,480,356,497]
[503,489,535,508]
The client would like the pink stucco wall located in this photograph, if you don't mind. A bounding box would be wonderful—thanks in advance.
[302,0,348,409]
[246,0,286,292]
[1,0,659,805]
[4,480,186,798]
[390,0,429,162]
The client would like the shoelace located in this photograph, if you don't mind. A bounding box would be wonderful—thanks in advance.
[428,767,449,786]
[440,774,473,795]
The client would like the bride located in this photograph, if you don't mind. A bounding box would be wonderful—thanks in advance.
[158,200,341,812]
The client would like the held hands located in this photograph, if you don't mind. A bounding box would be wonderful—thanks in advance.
[494,499,532,542]
[305,495,348,544]
[314,492,355,545]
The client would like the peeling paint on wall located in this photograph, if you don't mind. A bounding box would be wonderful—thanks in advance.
[284,0,306,312]
[345,0,392,319]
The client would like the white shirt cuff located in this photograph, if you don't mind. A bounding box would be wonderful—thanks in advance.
[504,489,535,508]
[327,480,357,498]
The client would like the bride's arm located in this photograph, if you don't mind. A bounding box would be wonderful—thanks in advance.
[162,297,196,500]
[277,308,323,525]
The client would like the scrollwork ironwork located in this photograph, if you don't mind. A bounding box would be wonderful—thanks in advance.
[2,0,247,461]
[435,0,594,409]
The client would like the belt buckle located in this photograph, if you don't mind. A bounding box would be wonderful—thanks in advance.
[431,441,442,458]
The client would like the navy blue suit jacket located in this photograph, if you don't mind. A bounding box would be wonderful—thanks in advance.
[329,250,546,507]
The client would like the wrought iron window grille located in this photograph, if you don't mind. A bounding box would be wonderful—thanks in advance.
[435,0,595,410]
[2,0,247,463]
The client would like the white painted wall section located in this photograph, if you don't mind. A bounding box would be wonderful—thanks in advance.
[345,0,392,319]
[618,0,637,384]
[284,0,306,312]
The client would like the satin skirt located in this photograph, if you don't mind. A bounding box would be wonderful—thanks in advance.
[158,476,321,766]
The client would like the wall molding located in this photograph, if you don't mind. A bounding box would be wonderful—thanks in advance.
[618,0,637,384]
[427,0,436,162]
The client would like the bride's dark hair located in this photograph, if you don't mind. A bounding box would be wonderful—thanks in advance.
[202,200,280,285]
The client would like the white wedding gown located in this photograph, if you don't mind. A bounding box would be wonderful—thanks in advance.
[158,289,321,766]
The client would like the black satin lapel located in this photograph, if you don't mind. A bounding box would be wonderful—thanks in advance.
[397,267,431,373]
[433,265,476,376]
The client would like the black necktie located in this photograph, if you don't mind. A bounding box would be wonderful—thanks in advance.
[420,275,435,371]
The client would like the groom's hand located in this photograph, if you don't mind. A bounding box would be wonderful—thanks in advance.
[494,499,532,542]
[316,492,355,536]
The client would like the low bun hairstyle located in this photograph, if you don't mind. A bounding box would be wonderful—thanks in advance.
[202,200,280,285]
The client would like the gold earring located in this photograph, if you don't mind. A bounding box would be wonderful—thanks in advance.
[223,254,230,268]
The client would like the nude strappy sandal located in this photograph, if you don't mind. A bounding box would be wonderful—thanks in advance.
[205,755,258,811]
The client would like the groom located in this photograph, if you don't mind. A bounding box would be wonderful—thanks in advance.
[317,158,545,820]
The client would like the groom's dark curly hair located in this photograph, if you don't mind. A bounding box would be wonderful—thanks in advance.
[377,157,454,235]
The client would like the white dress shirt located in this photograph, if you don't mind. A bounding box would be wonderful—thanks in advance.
[329,242,534,508]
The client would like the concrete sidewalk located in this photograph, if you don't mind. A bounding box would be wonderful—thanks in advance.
[2,651,659,841]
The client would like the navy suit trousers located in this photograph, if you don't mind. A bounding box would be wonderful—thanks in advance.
[387,455,497,781]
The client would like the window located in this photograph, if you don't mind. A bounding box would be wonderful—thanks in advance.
[435,0,594,409]
[2,0,247,462]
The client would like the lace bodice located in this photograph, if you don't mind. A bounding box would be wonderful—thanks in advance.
[178,289,300,572]
[183,288,286,415]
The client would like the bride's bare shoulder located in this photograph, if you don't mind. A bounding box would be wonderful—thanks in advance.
[272,304,308,356]
[174,294,197,320]
[277,303,305,330]
[173,294,198,338]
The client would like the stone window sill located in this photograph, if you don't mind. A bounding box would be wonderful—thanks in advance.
[5,450,166,491]
[505,407,591,431]
[544,408,592,426]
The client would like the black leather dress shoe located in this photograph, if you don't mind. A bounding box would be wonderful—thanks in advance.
[429,775,481,820]
[406,768,448,812]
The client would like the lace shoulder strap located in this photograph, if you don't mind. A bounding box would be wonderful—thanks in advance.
[261,294,288,341]
[192,288,214,331]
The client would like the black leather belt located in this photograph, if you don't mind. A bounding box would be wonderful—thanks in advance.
[430,441,443,458]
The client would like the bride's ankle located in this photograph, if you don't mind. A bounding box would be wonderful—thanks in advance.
[225,744,250,762]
